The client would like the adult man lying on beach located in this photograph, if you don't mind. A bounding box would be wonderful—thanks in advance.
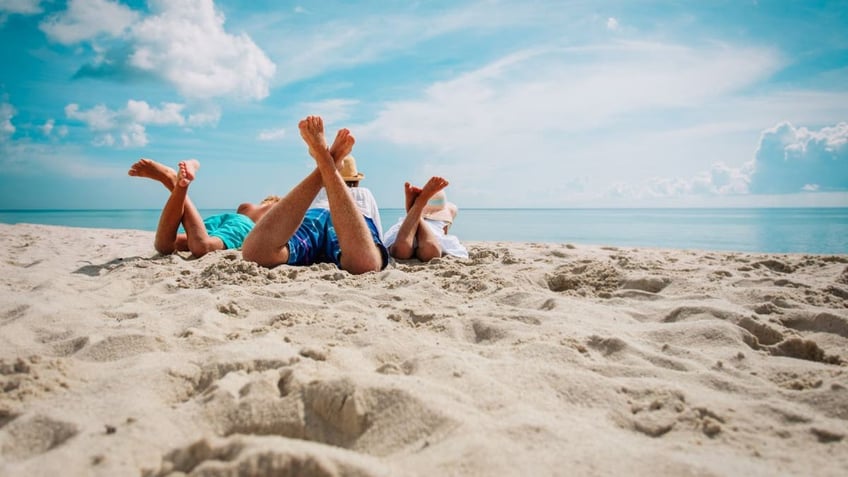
[383,177,468,261]
[128,158,279,258]
[241,115,388,275]
[309,154,383,240]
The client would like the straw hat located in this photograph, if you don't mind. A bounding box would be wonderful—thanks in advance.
[423,190,458,224]
[340,155,365,182]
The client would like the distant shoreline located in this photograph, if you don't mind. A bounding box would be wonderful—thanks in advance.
[2,208,846,254]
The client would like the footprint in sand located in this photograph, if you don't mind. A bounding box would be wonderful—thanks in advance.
[192,366,454,455]
[76,334,168,362]
[614,388,724,439]
[0,304,29,326]
[780,312,848,339]
[0,414,78,461]
[148,435,392,477]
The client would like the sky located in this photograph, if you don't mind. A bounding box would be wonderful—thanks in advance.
[0,0,847,210]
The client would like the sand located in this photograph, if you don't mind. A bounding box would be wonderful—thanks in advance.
[1,222,846,476]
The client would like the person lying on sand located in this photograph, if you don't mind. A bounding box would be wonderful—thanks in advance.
[383,177,468,261]
[241,115,388,275]
[128,158,279,258]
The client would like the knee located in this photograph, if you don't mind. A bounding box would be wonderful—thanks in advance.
[388,244,413,260]
[188,239,222,258]
[416,241,442,262]
[242,242,287,268]
[154,241,175,255]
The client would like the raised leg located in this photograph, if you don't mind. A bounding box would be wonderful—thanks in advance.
[242,127,348,267]
[389,177,448,262]
[300,116,383,274]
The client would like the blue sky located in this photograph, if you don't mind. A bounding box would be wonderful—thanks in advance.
[0,0,846,210]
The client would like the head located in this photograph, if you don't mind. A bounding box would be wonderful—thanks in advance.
[340,155,365,188]
[237,195,281,222]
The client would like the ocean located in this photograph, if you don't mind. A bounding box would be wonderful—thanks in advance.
[1,208,846,254]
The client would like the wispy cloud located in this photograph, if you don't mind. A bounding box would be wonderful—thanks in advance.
[257,127,285,141]
[0,0,42,15]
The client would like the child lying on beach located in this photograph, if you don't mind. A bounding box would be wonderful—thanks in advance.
[383,177,468,261]
[128,158,279,258]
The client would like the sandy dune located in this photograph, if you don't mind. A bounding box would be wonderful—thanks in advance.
[1,223,846,476]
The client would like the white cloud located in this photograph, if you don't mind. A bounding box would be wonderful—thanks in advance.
[40,0,137,44]
[40,118,54,135]
[125,99,185,126]
[606,17,619,31]
[65,99,201,148]
[257,128,286,141]
[65,103,117,131]
[128,0,275,99]
[599,121,847,201]
[0,102,16,138]
[748,121,848,193]
[0,0,42,14]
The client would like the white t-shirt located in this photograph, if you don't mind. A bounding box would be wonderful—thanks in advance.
[310,187,383,240]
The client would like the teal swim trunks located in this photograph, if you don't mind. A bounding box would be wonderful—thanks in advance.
[203,213,255,250]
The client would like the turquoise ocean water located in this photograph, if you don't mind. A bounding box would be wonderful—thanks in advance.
[1,208,846,254]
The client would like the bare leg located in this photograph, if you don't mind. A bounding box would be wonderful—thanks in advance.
[389,176,448,262]
[130,158,204,254]
[242,126,351,267]
[128,158,178,191]
[154,160,223,257]
[300,116,383,274]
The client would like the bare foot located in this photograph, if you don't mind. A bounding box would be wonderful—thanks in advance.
[404,182,422,212]
[299,116,328,162]
[177,159,200,188]
[418,176,449,204]
[128,158,178,190]
[328,128,355,167]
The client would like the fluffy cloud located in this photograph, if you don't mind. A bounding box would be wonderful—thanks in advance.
[129,0,275,99]
[40,0,137,44]
[0,102,16,138]
[44,0,274,101]
[65,100,193,147]
[748,121,848,193]
[604,121,847,200]
[606,17,619,31]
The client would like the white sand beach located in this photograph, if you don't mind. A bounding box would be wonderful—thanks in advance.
[1,222,846,476]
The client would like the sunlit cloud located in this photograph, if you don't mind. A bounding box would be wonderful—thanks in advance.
[44,0,275,101]
[749,121,848,193]
[40,0,137,44]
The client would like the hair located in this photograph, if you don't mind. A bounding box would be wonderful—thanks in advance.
[260,195,282,205]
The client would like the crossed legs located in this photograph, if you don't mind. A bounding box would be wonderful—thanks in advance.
[389,177,449,262]
[242,116,383,274]
[128,158,223,257]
